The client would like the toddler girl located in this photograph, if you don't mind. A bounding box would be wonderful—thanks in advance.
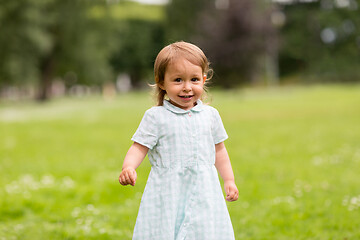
[119,41,238,240]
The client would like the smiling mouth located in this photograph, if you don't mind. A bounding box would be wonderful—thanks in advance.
[179,95,194,99]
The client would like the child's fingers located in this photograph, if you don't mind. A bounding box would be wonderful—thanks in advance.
[225,186,233,198]
[119,171,131,185]
[234,191,239,200]
[226,187,239,202]
[124,171,133,185]
[119,172,129,185]
[119,174,125,185]
[119,169,137,186]
[128,169,137,186]
[226,193,236,201]
[226,192,235,201]
[229,191,239,201]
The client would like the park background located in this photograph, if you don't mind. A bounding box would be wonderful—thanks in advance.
[1,0,360,239]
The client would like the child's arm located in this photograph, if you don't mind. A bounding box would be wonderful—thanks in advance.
[215,142,239,202]
[119,142,149,186]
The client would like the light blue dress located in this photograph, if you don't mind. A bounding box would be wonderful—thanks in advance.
[131,100,235,240]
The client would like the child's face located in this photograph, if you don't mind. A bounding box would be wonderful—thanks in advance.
[161,57,206,110]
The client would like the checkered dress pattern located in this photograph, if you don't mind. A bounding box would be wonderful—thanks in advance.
[131,100,235,240]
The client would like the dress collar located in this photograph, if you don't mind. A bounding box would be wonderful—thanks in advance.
[163,99,204,114]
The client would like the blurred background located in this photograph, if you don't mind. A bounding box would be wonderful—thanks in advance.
[0,0,359,101]
[1,0,360,239]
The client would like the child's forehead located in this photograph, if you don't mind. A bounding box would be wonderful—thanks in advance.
[167,57,203,72]
[168,55,202,69]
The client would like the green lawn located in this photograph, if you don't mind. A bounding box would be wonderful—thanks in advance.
[1,85,360,239]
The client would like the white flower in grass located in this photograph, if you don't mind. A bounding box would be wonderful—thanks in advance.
[61,176,75,189]
[350,197,359,206]
[324,199,332,207]
[41,175,55,186]
[87,204,100,215]
[5,182,21,194]
[342,195,349,206]
[5,174,77,196]
[72,207,81,218]
[86,204,95,211]
[14,224,24,232]
[85,217,93,226]
[353,149,360,162]
[293,179,312,198]
[312,156,324,166]
[330,155,341,164]
[342,195,360,211]
[304,183,312,192]
[76,218,83,225]
[82,224,91,234]
[321,181,330,190]
[272,196,295,206]
[20,174,40,190]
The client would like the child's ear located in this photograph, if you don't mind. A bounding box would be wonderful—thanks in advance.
[157,79,165,90]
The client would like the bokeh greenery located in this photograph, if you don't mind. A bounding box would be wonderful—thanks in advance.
[1,85,360,239]
[1,0,359,100]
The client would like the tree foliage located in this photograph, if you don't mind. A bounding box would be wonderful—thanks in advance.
[1,0,359,101]
[0,0,112,100]
[278,0,360,81]
[110,19,165,88]
[0,0,48,87]
[165,0,277,87]
[165,0,212,42]
[195,0,276,87]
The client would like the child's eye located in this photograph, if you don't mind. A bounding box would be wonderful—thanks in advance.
[174,78,182,82]
[191,78,200,82]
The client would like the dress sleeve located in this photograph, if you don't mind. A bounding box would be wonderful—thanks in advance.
[211,108,228,144]
[131,109,158,149]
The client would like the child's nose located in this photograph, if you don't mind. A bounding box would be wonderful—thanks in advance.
[183,81,191,91]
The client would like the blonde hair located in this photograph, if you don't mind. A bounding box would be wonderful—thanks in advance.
[153,41,212,106]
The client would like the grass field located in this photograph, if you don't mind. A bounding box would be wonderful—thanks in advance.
[1,85,360,239]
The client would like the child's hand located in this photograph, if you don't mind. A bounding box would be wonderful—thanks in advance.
[224,180,239,202]
[119,167,137,186]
